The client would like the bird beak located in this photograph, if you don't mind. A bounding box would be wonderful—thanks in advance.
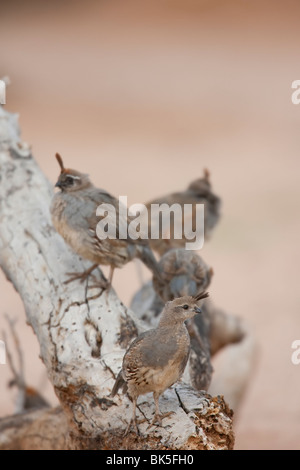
[194,306,202,314]
[55,181,63,188]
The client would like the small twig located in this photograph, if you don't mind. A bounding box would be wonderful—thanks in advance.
[3,314,26,412]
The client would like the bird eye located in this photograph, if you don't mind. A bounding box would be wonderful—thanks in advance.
[66,176,74,185]
[182,304,189,310]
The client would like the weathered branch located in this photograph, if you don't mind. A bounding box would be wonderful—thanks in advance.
[0,407,67,450]
[0,105,234,449]
[209,319,258,411]
[0,388,234,450]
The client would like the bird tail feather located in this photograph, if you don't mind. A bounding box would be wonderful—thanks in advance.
[111,370,127,397]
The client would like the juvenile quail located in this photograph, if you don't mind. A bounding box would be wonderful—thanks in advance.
[145,169,221,256]
[50,153,160,286]
[131,248,214,390]
[131,249,213,326]
[111,291,209,434]
[153,248,213,302]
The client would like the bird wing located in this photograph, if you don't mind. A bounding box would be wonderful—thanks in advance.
[123,329,179,376]
[86,189,149,248]
[123,327,190,394]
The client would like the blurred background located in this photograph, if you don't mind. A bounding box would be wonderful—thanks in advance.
[1,0,300,449]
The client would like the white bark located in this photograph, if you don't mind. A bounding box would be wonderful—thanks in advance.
[0,105,234,449]
[209,320,258,411]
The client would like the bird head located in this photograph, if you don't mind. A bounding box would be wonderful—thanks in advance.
[187,168,212,193]
[159,291,209,326]
[54,153,92,192]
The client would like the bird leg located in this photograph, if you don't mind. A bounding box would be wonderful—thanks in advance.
[124,397,139,436]
[108,266,115,287]
[124,397,153,435]
[103,266,115,304]
[150,392,175,426]
[64,263,108,288]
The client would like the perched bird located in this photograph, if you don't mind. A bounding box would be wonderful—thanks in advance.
[50,153,160,286]
[153,248,213,303]
[145,169,221,256]
[131,248,214,390]
[111,292,209,434]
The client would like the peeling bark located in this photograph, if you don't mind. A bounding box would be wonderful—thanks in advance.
[0,105,234,450]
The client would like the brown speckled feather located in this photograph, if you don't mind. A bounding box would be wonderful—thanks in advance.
[145,170,221,255]
[50,158,160,278]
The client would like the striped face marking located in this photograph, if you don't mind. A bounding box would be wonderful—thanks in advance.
[65,174,81,180]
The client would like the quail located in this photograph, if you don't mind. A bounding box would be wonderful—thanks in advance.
[50,153,160,286]
[131,248,212,322]
[131,248,214,390]
[153,248,245,354]
[153,248,213,303]
[145,169,221,256]
[111,291,209,434]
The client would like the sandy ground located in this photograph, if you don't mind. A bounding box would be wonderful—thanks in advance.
[1,0,300,449]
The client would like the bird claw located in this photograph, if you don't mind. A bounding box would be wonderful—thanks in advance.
[64,270,109,289]
[123,416,150,436]
[148,411,175,429]
[123,419,140,437]
[64,271,92,284]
